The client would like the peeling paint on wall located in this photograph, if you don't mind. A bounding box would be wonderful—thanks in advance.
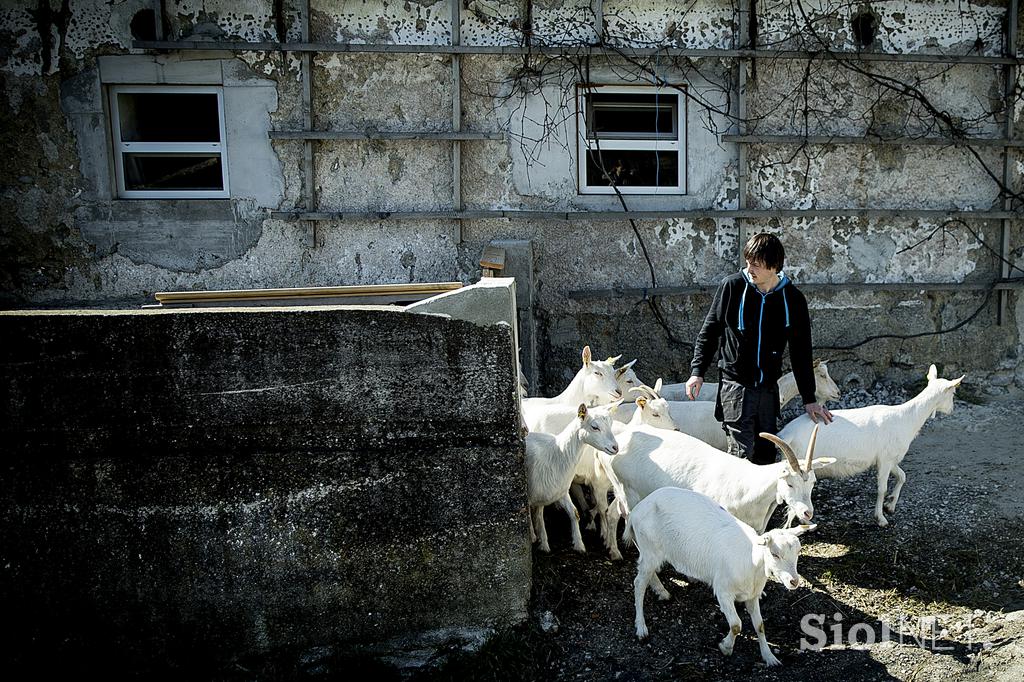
[319,0,450,45]
[604,0,734,49]
[0,0,1020,391]
[759,0,1005,55]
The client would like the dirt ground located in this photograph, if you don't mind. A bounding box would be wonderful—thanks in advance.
[434,389,1024,682]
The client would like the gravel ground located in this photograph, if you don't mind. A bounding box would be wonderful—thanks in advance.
[423,387,1024,681]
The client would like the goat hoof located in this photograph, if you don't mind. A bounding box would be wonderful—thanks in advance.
[656,591,671,602]
[573,543,586,553]
[609,550,623,561]
[585,521,597,531]
[718,641,734,656]
[876,516,889,527]
[636,623,649,640]
[763,652,782,667]
[539,543,551,553]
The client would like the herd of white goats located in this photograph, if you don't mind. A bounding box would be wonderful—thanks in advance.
[520,347,965,666]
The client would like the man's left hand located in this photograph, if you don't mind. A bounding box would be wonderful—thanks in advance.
[805,402,833,424]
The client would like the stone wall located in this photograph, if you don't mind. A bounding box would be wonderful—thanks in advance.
[0,306,529,674]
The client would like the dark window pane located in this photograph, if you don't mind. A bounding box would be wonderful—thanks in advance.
[117,92,221,142]
[586,92,677,139]
[589,93,677,106]
[122,153,224,191]
[585,149,678,188]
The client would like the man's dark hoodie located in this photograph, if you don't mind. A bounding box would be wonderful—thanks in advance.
[690,270,816,414]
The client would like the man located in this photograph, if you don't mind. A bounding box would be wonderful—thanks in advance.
[685,233,832,465]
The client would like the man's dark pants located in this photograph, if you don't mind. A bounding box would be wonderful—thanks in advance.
[718,380,779,465]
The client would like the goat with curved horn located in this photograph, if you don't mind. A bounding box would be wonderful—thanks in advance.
[759,432,803,474]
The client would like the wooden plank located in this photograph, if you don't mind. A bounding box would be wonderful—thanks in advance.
[154,282,463,304]
[479,245,506,270]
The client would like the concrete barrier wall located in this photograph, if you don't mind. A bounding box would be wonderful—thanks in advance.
[0,306,530,673]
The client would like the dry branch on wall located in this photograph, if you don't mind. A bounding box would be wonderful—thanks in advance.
[459,1,1022,350]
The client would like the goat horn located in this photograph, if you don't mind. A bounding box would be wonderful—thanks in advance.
[631,385,658,400]
[641,384,661,399]
[759,432,801,472]
[804,424,819,472]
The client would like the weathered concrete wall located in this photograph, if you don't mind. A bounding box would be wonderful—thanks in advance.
[0,306,529,673]
[1,0,1021,395]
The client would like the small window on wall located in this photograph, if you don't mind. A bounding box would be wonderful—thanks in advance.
[577,85,686,195]
[109,86,229,198]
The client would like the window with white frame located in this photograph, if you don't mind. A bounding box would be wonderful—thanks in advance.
[576,85,686,195]
[108,85,229,198]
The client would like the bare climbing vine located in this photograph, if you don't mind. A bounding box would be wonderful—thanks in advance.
[461,0,1022,352]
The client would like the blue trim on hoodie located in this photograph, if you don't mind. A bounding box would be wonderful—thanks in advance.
[738,285,747,331]
[741,269,791,386]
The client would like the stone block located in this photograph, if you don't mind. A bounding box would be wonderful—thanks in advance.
[0,307,530,674]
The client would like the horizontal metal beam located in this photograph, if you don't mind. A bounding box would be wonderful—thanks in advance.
[270,208,1020,221]
[723,134,1024,148]
[133,40,1023,65]
[269,130,504,140]
[568,280,1024,300]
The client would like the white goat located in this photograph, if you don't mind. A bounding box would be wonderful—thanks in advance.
[522,346,622,432]
[592,386,683,559]
[659,360,841,406]
[532,383,681,560]
[614,358,650,400]
[660,400,729,450]
[653,361,841,450]
[609,379,685,431]
[604,424,832,558]
[626,487,815,666]
[526,403,619,553]
[777,364,965,527]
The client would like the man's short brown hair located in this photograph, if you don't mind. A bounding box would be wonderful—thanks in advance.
[743,232,785,272]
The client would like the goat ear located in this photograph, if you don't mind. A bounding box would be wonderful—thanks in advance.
[810,457,836,470]
[790,523,818,536]
[812,359,821,368]
[606,354,622,365]
[756,534,772,546]
[609,398,624,410]
[927,364,938,381]
[951,374,965,387]
[654,377,663,393]
[636,397,648,409]
[582,346,592,365]
[577,403,588,420]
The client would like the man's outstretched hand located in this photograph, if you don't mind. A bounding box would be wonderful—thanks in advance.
[805,402,833,424]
